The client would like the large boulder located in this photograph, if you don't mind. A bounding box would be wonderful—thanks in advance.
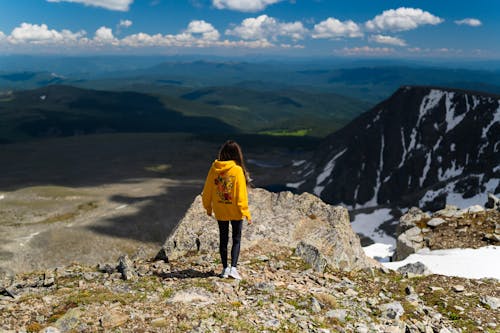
[159,188,377,271]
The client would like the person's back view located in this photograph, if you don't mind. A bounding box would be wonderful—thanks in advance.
[202,140,252,279]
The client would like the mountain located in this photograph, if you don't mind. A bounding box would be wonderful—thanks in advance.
[296,86,500,211]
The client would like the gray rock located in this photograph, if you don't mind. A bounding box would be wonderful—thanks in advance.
[117,255,136,281]
[161,188,377,271]
[0,267,14,292]
[295,241,328,273]
[394,227,424,261]
[311,297,322,313]
[379,301,404,320]
[167,288,215,306]
[486,193,500,211]
[54,308,82,332]
[397,262,431,277]
[397,207,430,235]
[435,205,460,218]
[326,309,348,322]
[452,285,465,292]
[480,295,500,310]
[467,205,485,213]
[39,327,61,333]
[427,218,445,228]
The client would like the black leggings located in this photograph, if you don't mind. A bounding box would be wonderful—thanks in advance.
[217,220,243,268]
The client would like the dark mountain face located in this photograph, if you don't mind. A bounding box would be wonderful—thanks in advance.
[298,86,500,210]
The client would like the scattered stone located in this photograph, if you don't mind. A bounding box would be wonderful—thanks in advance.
[452,285,465,292]
[295,241,328,273]
[427,218,445,228]
[39,327,61,333]
[405,285,415,295]
[486,193,500,211]
[97,263,115,274]
[168,288,215,306]
[153,248,169,262]
[54,308,82,332]
[480,295,500,310]
[151,317,168,327]
[256,254,270,262]
[467,205,485,213]
[435,205,460,218]
[100,310,129,329]
[378,302,404,320]
[326,309,348,322]
[117,255,136,281]
[311,297,321,313]
[397,262,431,277]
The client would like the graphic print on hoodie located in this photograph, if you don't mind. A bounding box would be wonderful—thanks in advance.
[215,173,235,204]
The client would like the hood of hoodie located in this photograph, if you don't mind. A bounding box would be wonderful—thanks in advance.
[212,160,236,174]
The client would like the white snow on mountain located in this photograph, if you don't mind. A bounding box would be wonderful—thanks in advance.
[383,246,500,279]
[314,148,347,196]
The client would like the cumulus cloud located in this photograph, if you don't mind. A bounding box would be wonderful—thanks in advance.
[335,46,395,56]
[94,26,118,45]
[213,0,282,12]
[119,19,133,28]
[455,18,482,27]
[46,0,133,11]
[365,7,443,32]
[7,22,85,44]
[312,18,363,39]
[226,15,307,41]
[0,31,5,40]
[369,34,406,46]
[185,20,220,41]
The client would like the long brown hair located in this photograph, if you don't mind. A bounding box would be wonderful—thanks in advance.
[218,140,250,182]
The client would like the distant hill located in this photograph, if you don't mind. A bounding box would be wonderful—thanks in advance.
[0,85,236,143]
[296,86,500,210]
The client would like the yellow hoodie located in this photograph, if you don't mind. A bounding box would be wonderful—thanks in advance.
[202,160,251,221]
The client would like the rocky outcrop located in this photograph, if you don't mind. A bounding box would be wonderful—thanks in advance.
[159,188,377,271]
[394,203,500,260]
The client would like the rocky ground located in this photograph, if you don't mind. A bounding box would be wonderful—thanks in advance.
[0,133,299,273]
[1,243,498,333]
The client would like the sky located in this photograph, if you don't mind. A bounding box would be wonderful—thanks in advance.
[0,0,498,59]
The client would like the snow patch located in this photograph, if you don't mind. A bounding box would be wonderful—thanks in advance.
[419,152,432,187]
[438,161,464,181]
[351,208,396,247]
[363,243,394,263]
[445,92,466,132]
[292,160,306,167]
[384,246,500,279]
[364,134,384,207]
[408,90,444,153]
[286,180,305,189]
[482,103,500,139]
[398,127,407,168]
[314,148,347,196]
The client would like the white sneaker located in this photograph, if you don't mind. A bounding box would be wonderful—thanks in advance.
[229,267,242,280]
[221,267,230,278]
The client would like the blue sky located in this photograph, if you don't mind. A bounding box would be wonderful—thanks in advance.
[0,0,497,58]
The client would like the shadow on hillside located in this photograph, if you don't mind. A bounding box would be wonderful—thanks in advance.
[155,268,216,279]
[88,180,201,245]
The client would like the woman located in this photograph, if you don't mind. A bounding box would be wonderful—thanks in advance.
[202,140,252,280]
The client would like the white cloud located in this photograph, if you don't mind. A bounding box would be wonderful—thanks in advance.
[94,26,119,45]
[7,22,85,45]
[335,46,395,56]
[455,18,482,27]
[119,19,133,28]
[0,31,5,40]
[312,18,363,39]
[185,20,220,41]
[369,34,406,46]
[365,7,443,32]
[212,0,282,12]
[226,15,307,41]
[46,0,133,11]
